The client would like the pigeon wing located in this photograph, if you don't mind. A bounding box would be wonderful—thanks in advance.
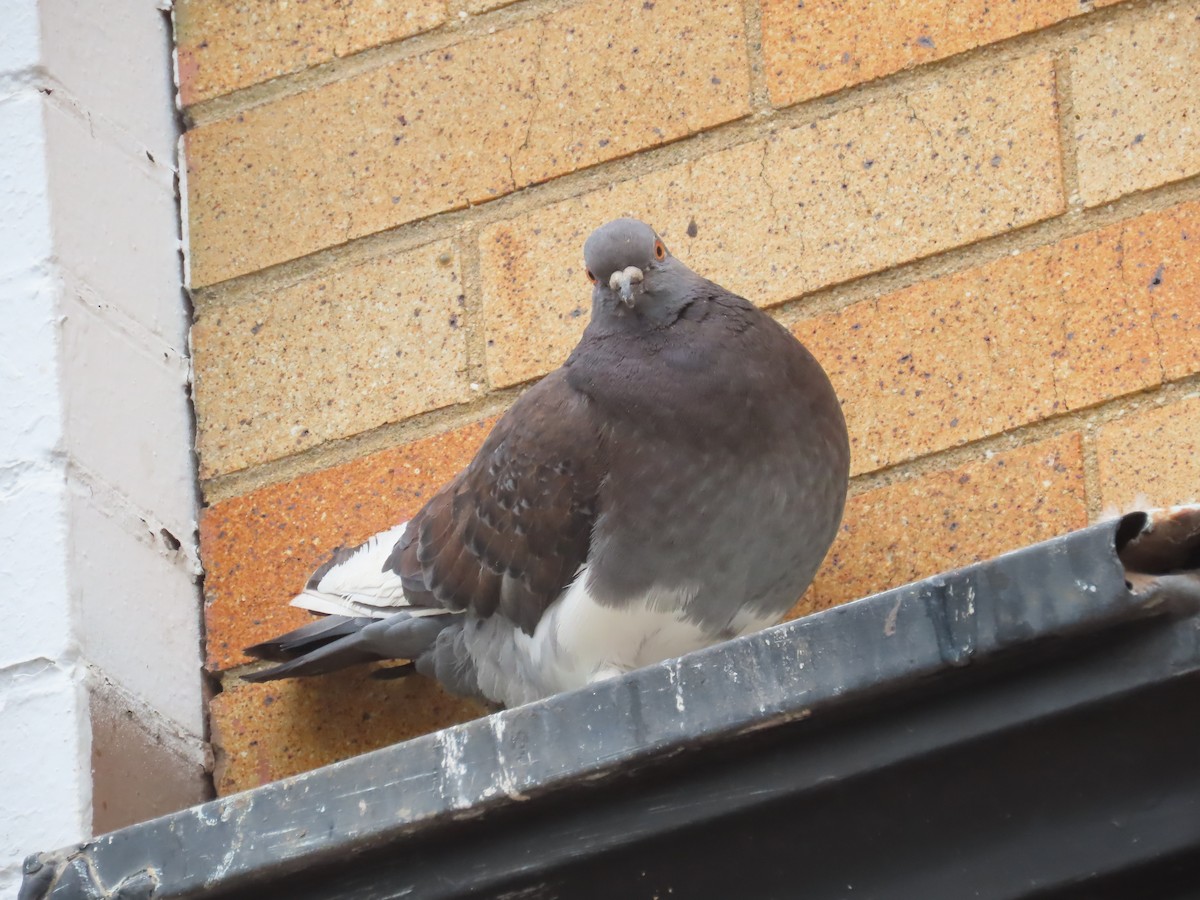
[390,368,605,636]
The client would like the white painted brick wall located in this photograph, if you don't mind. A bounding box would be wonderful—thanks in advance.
[0,1,41,83]
[0,92,53,274]
[62,300,197,544]
[0,31,83,893]
[72,492,204,736]
[0,1,203,892]
[0,664,91,892]
[46,101,188,348]
[39,0,179,164]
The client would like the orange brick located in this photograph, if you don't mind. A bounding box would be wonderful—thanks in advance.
[794,432,1088,615]
[175,0,447,106]
[481,54,1064,387]
[798,200,1200,475]
[1072,1,1200,206]
[192,241,472,479]
[210,671,486,794]
[200,418,495,672]
[762,0,1079,108]
[185,0,750,287]
[1096,395,1200,512]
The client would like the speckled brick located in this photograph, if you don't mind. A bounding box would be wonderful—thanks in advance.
[465,0,518,11]
[799,200,1200,475]
[184,0,750,287]
[200,418,495,672]
[175,0,447,106]
[481,54,1064,387]
[479,141,786,388]
[1052,206,1198,409]
[761,0,1079,108]
[1146,209,1200,382]
[507,0,750,189]
[1096,395,1200,513]
[766,54,1063,288]
[183,28,533,288]
[1072,0,1200,206]
[797,250,1062,477]
[210,671,486,794]
[191,241,471,478]
[793,433,1088,616]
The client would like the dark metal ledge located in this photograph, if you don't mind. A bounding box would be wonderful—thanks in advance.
[21,508,1200,900]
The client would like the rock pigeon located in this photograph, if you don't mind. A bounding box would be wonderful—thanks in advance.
[244,218,850,708]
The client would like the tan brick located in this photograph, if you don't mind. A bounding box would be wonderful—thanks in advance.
[1144,209,1200,382]
[1046,201,1200,404]
[765,53,1063,296]
[1096,395,1200,512]
[175,0,447,106]
[798,200,1200,475]
[1049,201,1200,403]
[762,0,1079,108]
[185,0,750,287]
[796,250,1062,476]
[480,141,787,387]
[794,433,1088,615]
[184,28,533,288]
[192,242,471,478]
[1072,1,1200,206]
[509,0,750,190]
[211,672,486,794]
[1054,215,1171,409]
[481,54,1064,387]
[201,417,494,672]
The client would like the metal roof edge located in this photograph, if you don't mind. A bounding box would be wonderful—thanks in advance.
[20,508,1200,900]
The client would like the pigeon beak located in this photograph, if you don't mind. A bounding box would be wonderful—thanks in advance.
[609,266,644,307]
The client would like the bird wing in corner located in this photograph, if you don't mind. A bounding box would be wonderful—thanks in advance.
[288,368,606,638]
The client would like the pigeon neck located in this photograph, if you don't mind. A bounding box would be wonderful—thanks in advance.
[589,298,691,332]
[588,269,704,333]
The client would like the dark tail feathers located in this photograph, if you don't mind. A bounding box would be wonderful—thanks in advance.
[242,613,451,683]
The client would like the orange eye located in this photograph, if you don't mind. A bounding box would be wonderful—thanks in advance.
[654,240,667,260]
[586,268,597,284]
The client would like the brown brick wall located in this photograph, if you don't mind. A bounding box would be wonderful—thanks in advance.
[176,0,1200,793]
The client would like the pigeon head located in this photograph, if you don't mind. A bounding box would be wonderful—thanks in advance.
[583,218,696,321]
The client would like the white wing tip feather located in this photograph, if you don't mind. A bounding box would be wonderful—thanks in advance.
[290,589,459,620]
[290,590,371,617]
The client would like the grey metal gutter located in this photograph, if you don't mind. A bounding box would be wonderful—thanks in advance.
[20,508,1200,900]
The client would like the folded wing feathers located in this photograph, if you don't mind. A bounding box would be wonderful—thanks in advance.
[284,373,602,660]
